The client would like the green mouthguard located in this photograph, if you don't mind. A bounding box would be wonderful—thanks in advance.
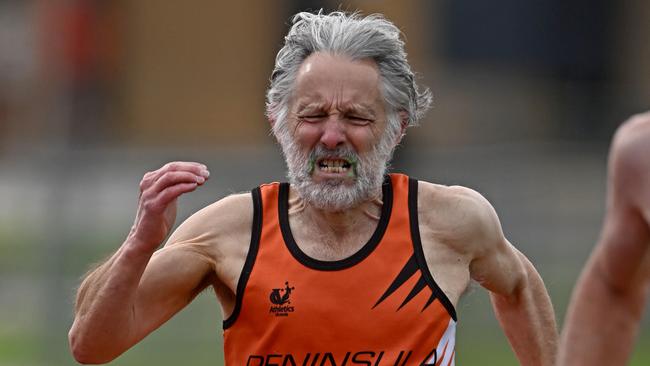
[308,158,316,175]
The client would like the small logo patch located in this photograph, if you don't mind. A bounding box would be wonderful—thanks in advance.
[269,281,295,316]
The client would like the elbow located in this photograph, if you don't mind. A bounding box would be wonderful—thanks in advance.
[69,330,103,364]
[68,325,117,365]
[69,332,95,364]
[70,350,104,365]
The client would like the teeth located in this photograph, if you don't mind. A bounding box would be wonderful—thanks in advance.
[318,159,350,173]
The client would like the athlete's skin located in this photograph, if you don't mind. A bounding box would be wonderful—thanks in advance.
[69,53,558,365]
[558,112,650,366]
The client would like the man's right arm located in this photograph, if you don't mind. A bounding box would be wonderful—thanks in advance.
[68,162,219,364]
[558,113,650,365]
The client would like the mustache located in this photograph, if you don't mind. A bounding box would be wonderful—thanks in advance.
[308,145,358,160]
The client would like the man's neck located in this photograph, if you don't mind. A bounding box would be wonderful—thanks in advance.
[288,187,383,257]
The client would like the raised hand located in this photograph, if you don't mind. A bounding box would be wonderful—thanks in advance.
[127,161,210,254]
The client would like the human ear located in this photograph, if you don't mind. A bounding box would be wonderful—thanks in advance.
[396,111,409,144]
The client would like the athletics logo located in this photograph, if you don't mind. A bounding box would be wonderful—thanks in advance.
[269,281,295,316]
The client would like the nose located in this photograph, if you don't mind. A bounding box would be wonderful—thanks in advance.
[319,117,346,149]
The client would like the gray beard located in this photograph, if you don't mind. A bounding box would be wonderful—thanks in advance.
[274,120,400,212]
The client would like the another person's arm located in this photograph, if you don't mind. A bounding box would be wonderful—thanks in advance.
[557,113,650,366]
[460,188,558,366]
[68,162,249,363]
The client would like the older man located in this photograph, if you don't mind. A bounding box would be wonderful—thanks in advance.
[558,112,650,365]
[69,11,557,365]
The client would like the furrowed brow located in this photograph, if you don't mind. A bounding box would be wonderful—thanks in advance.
[348,104,377,119]
[296,102,325,114]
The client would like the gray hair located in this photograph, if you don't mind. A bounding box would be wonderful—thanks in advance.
[266,11,432,133]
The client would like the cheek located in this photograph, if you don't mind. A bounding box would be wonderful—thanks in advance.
[348,126,379,153]
[293,123,322,148]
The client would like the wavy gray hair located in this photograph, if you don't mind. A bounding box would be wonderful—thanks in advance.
[266,11,432,133]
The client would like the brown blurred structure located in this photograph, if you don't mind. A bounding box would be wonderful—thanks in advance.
[2,0,650,151]
[120,0,434,146]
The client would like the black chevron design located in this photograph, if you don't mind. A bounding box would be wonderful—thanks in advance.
[398,275,427,310]
[373,254,438,311]
[421,292,437,312]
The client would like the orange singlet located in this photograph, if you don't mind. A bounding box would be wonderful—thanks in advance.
[223,174,457,366]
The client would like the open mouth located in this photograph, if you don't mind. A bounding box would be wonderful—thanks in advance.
[317,158,353,174]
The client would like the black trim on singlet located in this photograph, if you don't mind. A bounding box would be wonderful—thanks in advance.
[222,187,263,329]
[408,177,458,321]
[278,177,393,271]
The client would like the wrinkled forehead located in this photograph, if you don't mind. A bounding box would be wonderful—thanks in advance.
[291,52,384,109]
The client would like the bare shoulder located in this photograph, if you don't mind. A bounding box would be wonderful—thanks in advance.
[610,111,650,210]
[164,192,254,259]
[617,110,650,136]
[612,112,650,171]
[417,180,504,255]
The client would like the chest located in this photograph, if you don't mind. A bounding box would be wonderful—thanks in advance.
[289,223,377,261]
[225,228,455,364]
[222,177,459,365]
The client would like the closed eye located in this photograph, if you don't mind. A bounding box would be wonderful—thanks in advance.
[348,116,372,125]
[299,115,326,122]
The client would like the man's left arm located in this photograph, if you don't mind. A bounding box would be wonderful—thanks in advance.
[463,189,558,366]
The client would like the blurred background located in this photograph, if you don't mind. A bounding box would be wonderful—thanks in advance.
[1,0,649,365]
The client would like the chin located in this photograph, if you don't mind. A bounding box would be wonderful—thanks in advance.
[314,176,354,187]
[309,198,358,212]
[296,179,364,212]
